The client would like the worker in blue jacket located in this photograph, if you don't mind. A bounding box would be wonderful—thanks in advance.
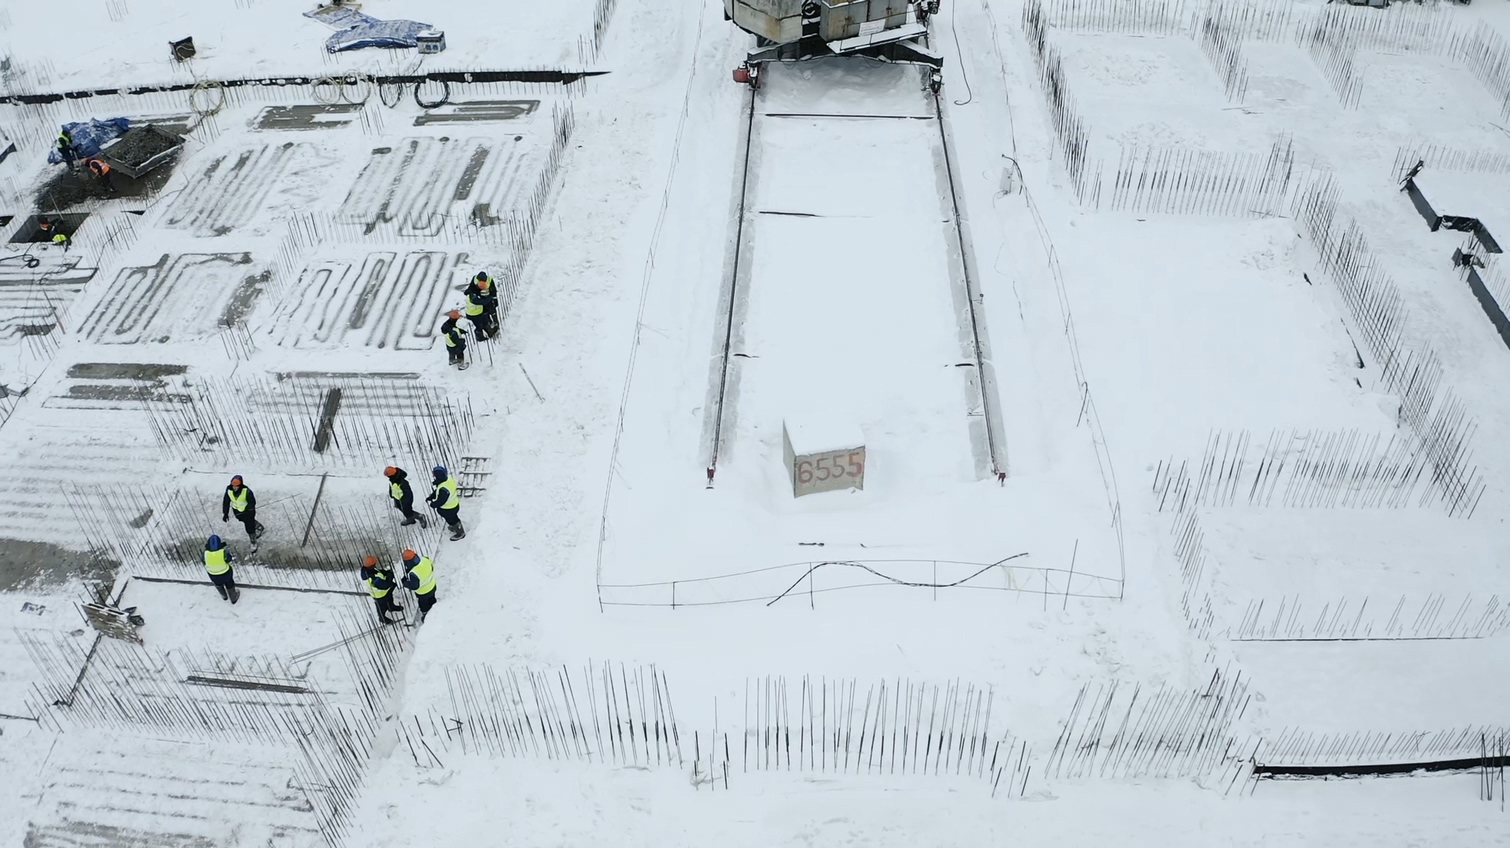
[204,535,240,604]
[400,548,438,622]
[56,127,76,168]
[360,555,403,624]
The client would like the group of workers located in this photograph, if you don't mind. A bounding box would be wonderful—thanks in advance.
[56,127,117,194]
[183,267,501,625]
[33,128,114,254]
[201,464,468,624]
[441,271,501,370]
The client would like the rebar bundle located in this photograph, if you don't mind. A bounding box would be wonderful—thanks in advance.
[1046,668,1249,781]
[1391,142,1510,180]
[1152,427,1464,513]
[1290,174,1486,519]
[142,373,475,475]
[393,662,680,769]
[1106,135,1293,216]
[1022,0,1101,205]
[1197,3,1250,103]
[576,0,621,65]
[1257,725,1510,769]
[1044,0,1193,36]
[736,675,1031,797]
[1297,4,1510,114]
[1169,507,1215,640]
[17,613,406,847]
[1234,592,1510,641]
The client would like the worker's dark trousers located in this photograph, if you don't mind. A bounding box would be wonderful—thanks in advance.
[416,589,437,621]
[232,507,262,541]
[393,494,424,524]
[208,568,237,601]
[436,505,461,530]
[447,345,466,365]
[372,592,401,621]
[473,312,498,340]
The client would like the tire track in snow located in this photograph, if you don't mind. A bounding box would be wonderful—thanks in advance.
[594,0,710,597]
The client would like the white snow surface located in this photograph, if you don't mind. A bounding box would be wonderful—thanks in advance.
[2,0,1510,845]
[784,414,864,457]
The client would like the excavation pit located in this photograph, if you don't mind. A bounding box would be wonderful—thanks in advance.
[32,151,179,208]
[7,212,90,243]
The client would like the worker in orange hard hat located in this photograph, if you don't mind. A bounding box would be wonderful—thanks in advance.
[86,158,116,195]
[440,309,468,370]
[383,466,428,528]
[359,555,403,624]
[399,548,438,623]
[464,272,500,341]
[37,218,69,250]
[221,474,265,549]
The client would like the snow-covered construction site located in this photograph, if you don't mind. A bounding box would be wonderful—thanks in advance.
[2,0,1509,844]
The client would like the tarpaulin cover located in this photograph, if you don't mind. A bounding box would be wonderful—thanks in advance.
[325,18,434,52]
[303,6,432,53]
[47,118,131,165]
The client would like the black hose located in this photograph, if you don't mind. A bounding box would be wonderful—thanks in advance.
[379,80,405,109]
[413,79,451,109]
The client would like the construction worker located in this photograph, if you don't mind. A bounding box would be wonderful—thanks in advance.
[360,555,403,624]
[204,534,240,604]
[441,310,468,370]
[399,548,438,622]
[37,218,68,250]
[383,466,429,527]
[427,464,465,540]
[464,272,499,341]
[475,273,500,338]
[221,475,266,548]
[86,158,116,194]
[56,127,76,168]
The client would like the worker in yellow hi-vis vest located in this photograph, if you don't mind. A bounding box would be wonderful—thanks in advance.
[426,464,465,540]
[383,466,429,527]
[441,310,468,370]
[37,218,69,251]
[360,555,402,624]
[221,475,266,549]
[400,548,438,622]
[204,534,240,604]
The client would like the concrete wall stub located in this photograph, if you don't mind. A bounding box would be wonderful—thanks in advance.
[783,415,865,498]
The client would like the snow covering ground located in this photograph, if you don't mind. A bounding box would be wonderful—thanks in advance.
[3,0,1510,845]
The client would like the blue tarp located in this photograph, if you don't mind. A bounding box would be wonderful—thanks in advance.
[47,118,130,165]
[303,6,432,53]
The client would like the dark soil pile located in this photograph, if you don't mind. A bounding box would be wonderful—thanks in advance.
[106,127,180,167]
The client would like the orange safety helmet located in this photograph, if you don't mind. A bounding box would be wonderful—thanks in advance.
[230,475,244,486]
[446,310,461,320]
[363,555,378,567]
[383,466,398,477]
[401,548,419,563]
